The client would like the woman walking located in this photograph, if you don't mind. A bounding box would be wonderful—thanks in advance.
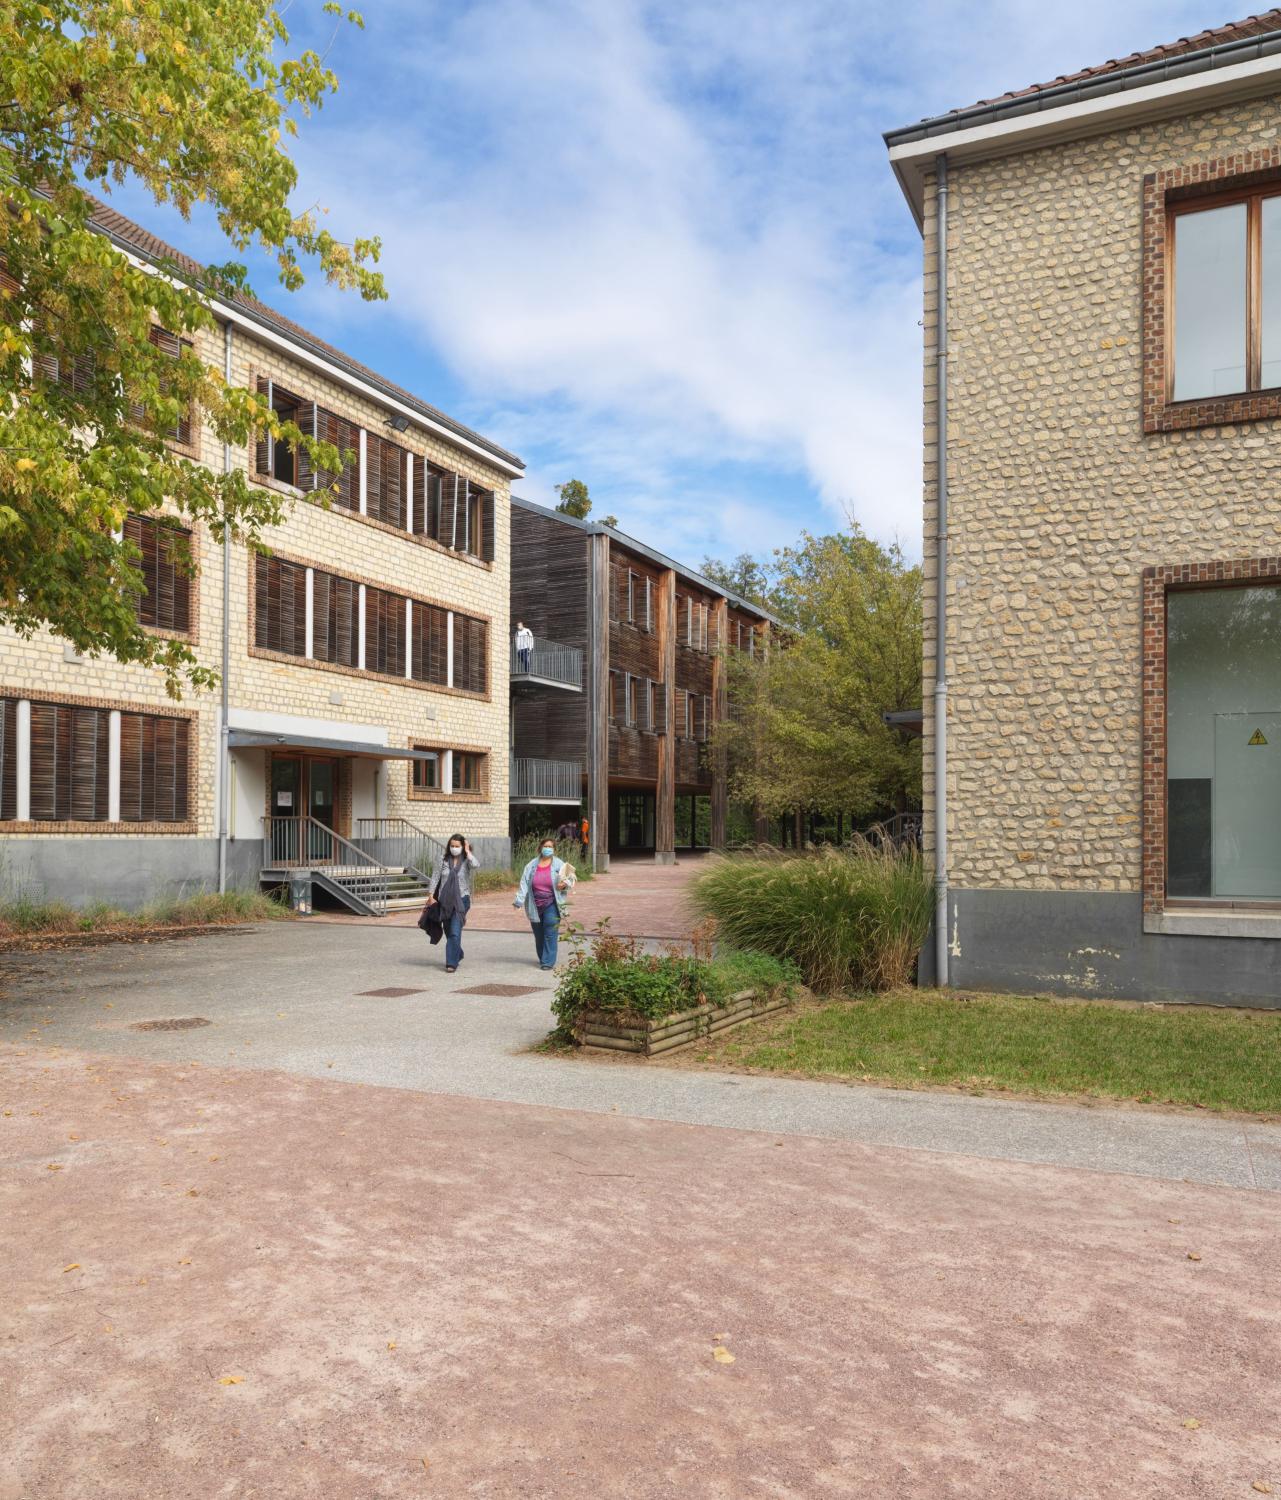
[513,837,575,970]
[427,833,479,973]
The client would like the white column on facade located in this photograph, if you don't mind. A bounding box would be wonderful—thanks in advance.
[441,749,453,796]
[405,452,414,534]
[357,583,367,671]
[446,611,455,689]
[107,710,121,823]
[15,698,31,822]
[358,429,368,515]
[404,597,414,680]
[304,568,315,659]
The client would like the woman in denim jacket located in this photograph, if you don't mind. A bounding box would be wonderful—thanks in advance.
[514,838,575,970]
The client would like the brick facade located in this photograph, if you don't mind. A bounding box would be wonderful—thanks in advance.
[920,93,1281,899]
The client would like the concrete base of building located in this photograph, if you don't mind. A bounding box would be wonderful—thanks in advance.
[916,888,1281,1009]
[0,835,513,912]
[653,849,677,866]
[0,838,264,911]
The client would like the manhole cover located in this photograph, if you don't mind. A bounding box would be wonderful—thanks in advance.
[356,987,426,998]
[456,984,541,998]
[129,1017,212,1032]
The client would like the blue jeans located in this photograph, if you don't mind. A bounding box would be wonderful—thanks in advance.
[531,904,560,968]
[445,895,470,968]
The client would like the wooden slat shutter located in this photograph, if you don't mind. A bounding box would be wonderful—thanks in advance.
[254,377,272,476]
[294,402,319,490]
[451,613,487,693]
[437,473,460,550]
[651,679,667,736]
[480,489,496,562]
[119,713,189,823]
[0,698,16,822]
[254,555,306,657]
[313,572,358,668]
[28,703,108,822]
[70,708,108,820]
[411,602,449,685]
[126,515,190,632]
[365,587,404,677]
[368,436,406,529]
[312,407,359,511]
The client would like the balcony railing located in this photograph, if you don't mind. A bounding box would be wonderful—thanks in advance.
[510,757,582,803]
[510,636,583,691]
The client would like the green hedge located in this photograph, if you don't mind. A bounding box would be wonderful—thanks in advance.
[689,842,933,995]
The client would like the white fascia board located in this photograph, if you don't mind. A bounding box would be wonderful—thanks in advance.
[889,54,1281,231]
[106,241,523,479]
[227,707,388,746]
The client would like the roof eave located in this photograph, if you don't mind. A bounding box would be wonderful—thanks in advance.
[885,40,1281,232]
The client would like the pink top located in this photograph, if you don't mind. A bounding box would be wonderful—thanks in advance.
[532,862,555,910]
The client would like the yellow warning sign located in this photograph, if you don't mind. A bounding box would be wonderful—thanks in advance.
[1248,728,1269,746]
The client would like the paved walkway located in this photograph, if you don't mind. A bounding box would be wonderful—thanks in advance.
[3,1043,1279,1499]
[2,921,1277,1190]
[309,854,706,939]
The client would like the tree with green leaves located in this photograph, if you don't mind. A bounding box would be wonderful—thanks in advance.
[0,0,385,697]
[699,551,772,608]
[715,527,922,824]
[554,478,591,519]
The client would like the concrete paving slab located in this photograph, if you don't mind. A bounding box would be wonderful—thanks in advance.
[2,921,1277,1192]
[2,1045,1279,1499]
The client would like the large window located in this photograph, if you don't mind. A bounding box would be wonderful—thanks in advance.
[1166,583,1281,901]
[1171,184,1281,401]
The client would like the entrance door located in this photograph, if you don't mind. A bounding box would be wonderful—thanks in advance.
[269,756,302,863]
[614,791,655,851]
[306,757,339,862]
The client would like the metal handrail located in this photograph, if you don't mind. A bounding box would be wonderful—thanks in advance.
[353,816,443,877]
[263,815,392,914]
[511,635,583,689]
[510,757,582,802]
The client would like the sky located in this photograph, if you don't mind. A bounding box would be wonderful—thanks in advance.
[104,0,1230,569]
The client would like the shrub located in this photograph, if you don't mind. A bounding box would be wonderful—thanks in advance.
[688,840,933,994]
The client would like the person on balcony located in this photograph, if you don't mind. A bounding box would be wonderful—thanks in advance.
[514,838,575,970]
[514,621,534,673]
[426,833,479,974]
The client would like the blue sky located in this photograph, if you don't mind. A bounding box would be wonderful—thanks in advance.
[105,0,1226,568]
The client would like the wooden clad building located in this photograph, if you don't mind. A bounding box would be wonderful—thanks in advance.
[509,498,772,866]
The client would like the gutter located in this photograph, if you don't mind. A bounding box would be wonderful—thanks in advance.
[885,31,1281,228]
[933,155,950,988]
[218,321,233,894]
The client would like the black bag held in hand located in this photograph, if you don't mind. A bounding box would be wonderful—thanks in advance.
[418,882,444,944]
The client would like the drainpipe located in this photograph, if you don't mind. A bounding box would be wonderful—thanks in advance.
[933,153,950,986]
[587,540,598,872]
[217,319,233,893]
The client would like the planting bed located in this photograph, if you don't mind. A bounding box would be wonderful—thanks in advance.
[576,988,791,1057]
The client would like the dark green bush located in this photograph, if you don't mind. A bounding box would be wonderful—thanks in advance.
[689,841,933,995]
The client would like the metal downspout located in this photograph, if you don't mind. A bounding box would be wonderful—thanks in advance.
[217,320,233,893]
[587,543,598,873]
[934,154,950,985]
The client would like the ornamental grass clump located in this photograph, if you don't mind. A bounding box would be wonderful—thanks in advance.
[689,840,933,995]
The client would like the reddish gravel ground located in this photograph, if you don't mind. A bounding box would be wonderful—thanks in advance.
[2,1042,1279,1499]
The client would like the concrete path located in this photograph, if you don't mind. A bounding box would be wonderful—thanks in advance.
[3,1044,1279,1499]
[3,921,1278,1192]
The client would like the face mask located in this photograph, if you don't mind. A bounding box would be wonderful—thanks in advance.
[449,845,462,856]
[541,845,554,857]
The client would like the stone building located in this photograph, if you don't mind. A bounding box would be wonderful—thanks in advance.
[508,498,773,866]
[885,11,1281,1004]
[1,205,520,913]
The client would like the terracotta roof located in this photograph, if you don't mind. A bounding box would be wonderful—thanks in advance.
[86,200,523,471]
[970,9,1281,111]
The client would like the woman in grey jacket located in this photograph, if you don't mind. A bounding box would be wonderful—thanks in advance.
[513,838,575,970]
[426,833,479,973]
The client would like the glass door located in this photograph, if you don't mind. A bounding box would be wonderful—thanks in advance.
[269,756,302,863]
[306,758,339,863]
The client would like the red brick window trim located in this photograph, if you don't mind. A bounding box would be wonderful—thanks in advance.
[1141,555,1281,914]
[1143,147,1281,433]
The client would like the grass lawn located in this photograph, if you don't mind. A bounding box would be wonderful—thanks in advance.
[690,990,1281,1114]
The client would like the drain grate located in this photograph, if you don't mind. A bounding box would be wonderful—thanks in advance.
[456,984,541,998]
[356,986,426,998]
[129,1017,212,1032]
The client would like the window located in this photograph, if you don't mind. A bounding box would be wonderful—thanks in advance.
[452,613,488,694]
[366,433,407,528]
[311,572,359,669]
[627,674,641,730]
[125,514,192,633]
[28,702,110,822]
[119,712,189,823]
[1170,183,1281,401]
[129,327,193,445]
[410,601,450,687]
[411,751,440,792]
[1165,582,1281,901]
[365,586,405,678]
[453,752,483,793]
[253,555,307,657]
[313,405,362,512]
[0,698,16,821]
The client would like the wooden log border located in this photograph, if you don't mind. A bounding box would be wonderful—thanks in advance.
[575,988,791,1057]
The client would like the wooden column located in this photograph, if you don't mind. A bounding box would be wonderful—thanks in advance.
[710,597,729,849]
[655,567,677,864]
[589,533,612,872]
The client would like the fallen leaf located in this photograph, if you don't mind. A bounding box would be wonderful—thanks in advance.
[178,1258,192,1266]
[46,1163,63,1171]
[387,1341,397,1351]
[1168,1218,1182,1225]
[422,1458,431,1471]
[712,1347,735,1364]
[67,1134,80,1141]
[1252,1484,1273,1495]
[1182,1418,1201,1430]
[218,1376,243,1386]
[186,1189,200,1197]
[62,1263,80,1273]
[1187,1252,1202,1262]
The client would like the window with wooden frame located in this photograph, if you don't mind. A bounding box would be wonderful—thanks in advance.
[128,327,194,446]
[313,405,362,512]
[1168,182,1281,402]
[366,432,407,528]
[253,554,308,657]
[364,585,405,678]
[119,712,189,823]
[410,748,441,792]
[311,571,359,669]
[410,601,450,687]
[125,514,192,633]
[453,751,484,793]
[28,702,110,822]
[452,612,489,695]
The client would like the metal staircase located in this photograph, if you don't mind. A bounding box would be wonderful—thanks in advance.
[262,816,440,917]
